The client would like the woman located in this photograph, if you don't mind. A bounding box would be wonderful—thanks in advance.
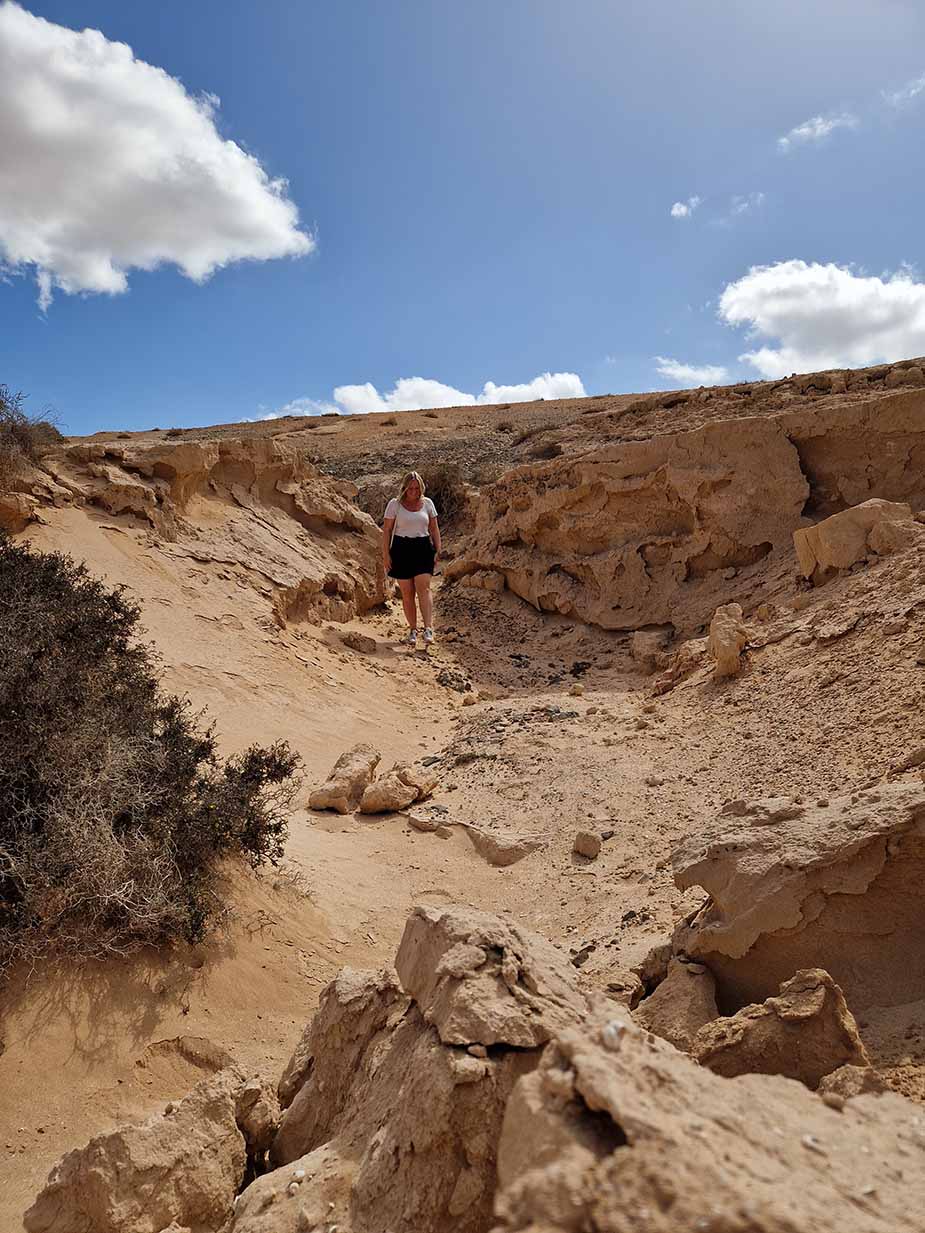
[383,471,441,648]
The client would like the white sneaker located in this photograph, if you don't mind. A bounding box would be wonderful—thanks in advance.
[423,627,434,646]
[403,629,418,648]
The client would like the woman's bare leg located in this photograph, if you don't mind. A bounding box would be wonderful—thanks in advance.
[414,574,433,628]
[398,578,418,629]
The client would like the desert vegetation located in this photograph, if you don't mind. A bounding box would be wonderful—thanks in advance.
[0,384,63,482]
[0,534,299,971]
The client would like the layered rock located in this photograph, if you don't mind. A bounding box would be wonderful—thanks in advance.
[691,968,869,1087]
[671,782,925,1010]
[492,1006,925,1233]
[0,437,384,624]
[447,417,806,633]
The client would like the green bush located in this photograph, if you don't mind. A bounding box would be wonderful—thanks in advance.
[0,535,300,969]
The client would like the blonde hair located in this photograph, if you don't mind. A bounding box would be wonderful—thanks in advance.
[397,471,426,501]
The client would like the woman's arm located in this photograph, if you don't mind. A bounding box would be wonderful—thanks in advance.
[382,518,395,571]
[429,515,441,557]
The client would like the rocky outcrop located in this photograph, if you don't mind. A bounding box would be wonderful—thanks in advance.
[308,744,381,813]
[633,957,718,1052]
[691,968,869,1087]
[24,1068,248,1233]
[1,437,385,624]
[448,388,925,633]
[671,782,925,1010]
[707,601,748,678]
[793,497,922,581]
[492,1005,925,1233]
[447,417,806,633]
[263,905,601,1233]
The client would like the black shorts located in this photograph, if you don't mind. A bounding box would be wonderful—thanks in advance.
[389,535,436,580]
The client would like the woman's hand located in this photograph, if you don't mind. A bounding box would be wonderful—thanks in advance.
[383,555,391,573]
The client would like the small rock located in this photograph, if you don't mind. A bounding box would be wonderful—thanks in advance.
[573,830,602,860]
[569,683,585,697]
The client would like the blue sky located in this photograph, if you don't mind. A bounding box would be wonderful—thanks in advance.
[4,1,925,433]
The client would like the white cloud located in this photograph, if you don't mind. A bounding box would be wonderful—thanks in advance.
[729,191,765,217]
[670,195,702,219]
[777,111,858,152]
[718,259,925,378]
[255,397,338,421]
[883,73,925,108]
[0,3,313,308]
[654,357,729,386]
[267,371,587,419]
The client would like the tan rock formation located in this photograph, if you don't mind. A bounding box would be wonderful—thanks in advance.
[691,968,869,1087]
[0,437,385,623]
[267,905,600,1233]
[707,601,748,678]
[793,497,919,581]
[357,761,439,814]
[448,417,806,633]
[309,744,381,813]
[24,1069,247,1233]
[633,957,718,1051]
[671,782,925,1010]
[492,1005,925,1233]
[464,825,543,866]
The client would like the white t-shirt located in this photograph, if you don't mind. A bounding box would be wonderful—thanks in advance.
[385,496,437,538]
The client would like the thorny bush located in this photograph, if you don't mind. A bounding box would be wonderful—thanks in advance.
[0,385,62,483]
[0,535,300,970]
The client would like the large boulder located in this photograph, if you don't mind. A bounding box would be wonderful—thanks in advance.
[309,744,381,813]
[264,904,601,1233]
[24,1069,247,1233]
[793,497,920,581]
[491,1006,925,1233]
[691,968,869,1088]
[671,782,925,1010]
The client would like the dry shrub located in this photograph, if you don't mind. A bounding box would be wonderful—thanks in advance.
[0,386,63,483]
[513,424,543,446]
[381,416,398,426]
[421,462,467,524]
[424,411,439,419]
[496,420,514,433]
[0,535,300,970]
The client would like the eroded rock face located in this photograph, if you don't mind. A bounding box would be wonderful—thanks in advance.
[309,744,381,814]
[793,497,920,581]
[447,417,806,633]
[633,957,718,1052]
[671,782,925,1010]
[492,1006,925,1233]
[1,437,385,623]
[691,968,869,1088]
[267,905,601,1233]
[24,1069,247,1233]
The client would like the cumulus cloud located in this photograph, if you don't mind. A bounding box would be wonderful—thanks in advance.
[265,371,587,419]
[883,73,925,109]
[777,112,858,152]
[718,259,925,378]
[670,195,702,219]
[655,357,729,386]
[0,2,313,308]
